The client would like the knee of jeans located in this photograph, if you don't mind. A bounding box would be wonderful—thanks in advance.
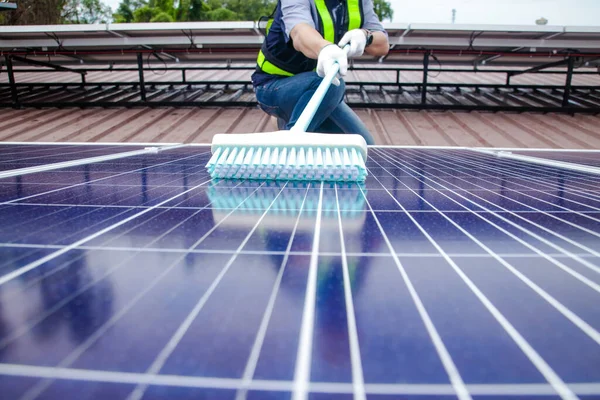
[323,79,346,104]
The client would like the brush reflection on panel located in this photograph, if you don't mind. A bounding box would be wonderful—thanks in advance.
[207,180,382,382]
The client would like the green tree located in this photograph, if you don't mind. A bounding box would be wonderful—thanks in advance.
[113,0,145,23]
[218,0,275,21]
[132,4,154,22]
[151,11,175,22]
[112,0,388,23]
[373,0,393,22]
[205,7,238,21]
[62,0,113,23]
[186,0,210,21]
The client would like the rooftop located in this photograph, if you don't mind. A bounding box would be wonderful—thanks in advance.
[1,22,599,148]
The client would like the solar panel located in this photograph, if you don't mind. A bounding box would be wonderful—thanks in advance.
[3,22,600,67]
[0,144,148,172]
[0,144,599,399]
[510,150,600,168]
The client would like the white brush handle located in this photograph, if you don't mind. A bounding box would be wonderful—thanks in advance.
[290,45,351,133]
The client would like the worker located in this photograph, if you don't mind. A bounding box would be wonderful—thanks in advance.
[252,0,390,145]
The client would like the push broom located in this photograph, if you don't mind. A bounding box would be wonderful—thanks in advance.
[205,46,368,182]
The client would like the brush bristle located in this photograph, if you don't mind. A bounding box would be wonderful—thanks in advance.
[206,146,367,182]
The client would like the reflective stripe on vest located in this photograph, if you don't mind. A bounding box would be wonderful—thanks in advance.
[257,49,294,77]
[258,0,363,77]
[314,0,335,43]
[347,0,362,31]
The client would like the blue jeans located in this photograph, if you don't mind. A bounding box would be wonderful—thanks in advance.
[254,72,375,145]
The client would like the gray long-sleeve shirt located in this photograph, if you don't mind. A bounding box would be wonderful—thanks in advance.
[281,0,387,42]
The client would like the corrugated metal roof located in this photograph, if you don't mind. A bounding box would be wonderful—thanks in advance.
[1,106,599,148]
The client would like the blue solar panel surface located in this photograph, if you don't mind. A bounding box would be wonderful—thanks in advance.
[0,145,599,400]
[512,150,600,168]
[0,145,147,172]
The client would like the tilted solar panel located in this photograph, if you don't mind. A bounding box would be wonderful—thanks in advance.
[0,145,598,399]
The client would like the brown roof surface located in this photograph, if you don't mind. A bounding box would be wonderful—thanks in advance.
[1,106,600,148]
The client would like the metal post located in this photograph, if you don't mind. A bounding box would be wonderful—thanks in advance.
[562,56,575,108]
[137,53,146,102]
[506,73,511,86]
[421,51,430,105]
[81,73,86,86]
[5,56,19,108]
[396,70,400,85]
[182,69,187,83]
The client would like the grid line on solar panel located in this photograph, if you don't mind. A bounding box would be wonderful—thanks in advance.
[0,146,599,399]
[392,154,600,196]
[511,152,600,169]
[450,159,600,205]
[421,149,600,181]
[0,181,263,354]
[5,203,600,215]
[1,243,599,259]
[363,181,577,400]
[0,147,159,176]
[236,184,311,400]
[373,150,600,284]
[0,145,143,157]
[8,181,285,400]
[359,184,471,400]
[486,151,600,173]
[397,149,600,216]
[0,162,212,249]
[457,150,600,191]
[125,181,287,400]
[0,152,210,205]
[365,156,600,400]
[369,150,600,346]
[393,150,600,259]
[2,363,600,396]
[0,173,214,286]
[291,182,324,400]
[334,185,366,400]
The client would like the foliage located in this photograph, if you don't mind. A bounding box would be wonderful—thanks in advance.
[205,8,238,21]
[113,0,146,22]
[62,0,113,24]
[0,0,66,25]
[373,0,393,22]
[114,0,277,23]
[0,0,395,25]
[132,5,154,22]
[151,11,175,22]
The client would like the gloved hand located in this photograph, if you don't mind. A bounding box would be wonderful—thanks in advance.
[317,44,348,86]
[339,29,367,58]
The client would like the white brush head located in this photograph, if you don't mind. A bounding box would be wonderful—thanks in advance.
[207,132,369,182]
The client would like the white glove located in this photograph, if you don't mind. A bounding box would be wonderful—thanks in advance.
[339,29,367,58]
[317,44,348,86]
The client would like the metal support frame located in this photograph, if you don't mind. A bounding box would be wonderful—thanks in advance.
[10,55,86,78]
[507,58,571,78]
[4,55,19,108]
[2,57,599,114]
[562,56,575,108]
[136,53,146,102]
[421,51,430,105]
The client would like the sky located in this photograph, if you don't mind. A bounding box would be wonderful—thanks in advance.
[104,0,599,26]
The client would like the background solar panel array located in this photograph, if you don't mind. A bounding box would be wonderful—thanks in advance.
[0,145,599,400]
